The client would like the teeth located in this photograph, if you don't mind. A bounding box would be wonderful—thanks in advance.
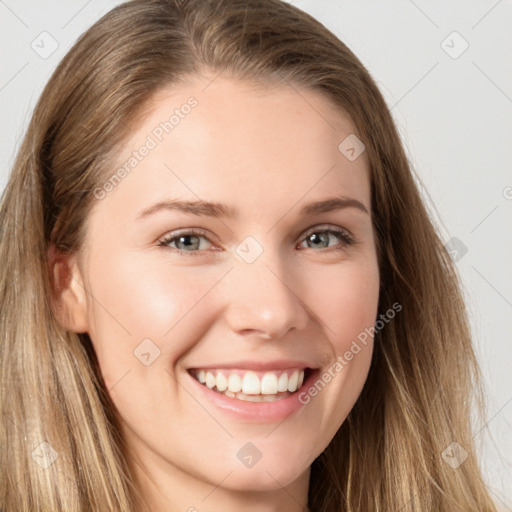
[216,389,290,403]
[261,373,278,394]
[227,373,242,393]
[193,368,307,397]
[205,372,216,389]
[216,372,228,392]
[278,372,288,392]
[287,370,299,392]
[242,371,261,394]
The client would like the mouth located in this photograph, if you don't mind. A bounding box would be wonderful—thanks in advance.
[187,367,316,403]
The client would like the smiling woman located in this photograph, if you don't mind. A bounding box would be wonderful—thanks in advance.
[0,1,499,511]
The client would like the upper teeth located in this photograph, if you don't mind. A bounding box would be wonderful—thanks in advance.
[193,369,306,395]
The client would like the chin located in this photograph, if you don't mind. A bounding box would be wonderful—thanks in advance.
[206,456,310,491]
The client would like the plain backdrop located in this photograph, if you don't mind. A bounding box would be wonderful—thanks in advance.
[1,0,511,508]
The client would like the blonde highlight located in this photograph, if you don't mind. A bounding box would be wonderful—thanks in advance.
[0,0,498,510]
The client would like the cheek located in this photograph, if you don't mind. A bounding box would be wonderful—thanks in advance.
[306,260,379,405]
[306,259,380,348]
[84,251,227,382]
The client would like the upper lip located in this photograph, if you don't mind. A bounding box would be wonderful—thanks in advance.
[187,359,320,372]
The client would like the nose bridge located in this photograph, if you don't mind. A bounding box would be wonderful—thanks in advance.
[223,237,308,339]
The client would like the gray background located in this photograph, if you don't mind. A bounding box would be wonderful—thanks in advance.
[1,0,511,508]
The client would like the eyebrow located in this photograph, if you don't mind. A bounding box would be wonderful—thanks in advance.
[136,195,369,220]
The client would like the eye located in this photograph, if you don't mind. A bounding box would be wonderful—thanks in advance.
[157,228,214,255]
[157,225,355,256]
[298,226,355,252]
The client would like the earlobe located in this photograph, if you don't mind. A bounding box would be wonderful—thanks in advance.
[48,243,89,333]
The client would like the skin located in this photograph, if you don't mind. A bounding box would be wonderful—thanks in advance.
[52,74,380,512]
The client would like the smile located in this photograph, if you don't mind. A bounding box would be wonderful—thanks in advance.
[188,368,311,402]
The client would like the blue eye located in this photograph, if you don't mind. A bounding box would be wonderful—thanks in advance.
[299,228,354,251]
[157,226,355,256]
[158,229,213,255]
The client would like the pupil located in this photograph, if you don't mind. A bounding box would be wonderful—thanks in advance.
[310,233,327,247]
[179,235,197,249]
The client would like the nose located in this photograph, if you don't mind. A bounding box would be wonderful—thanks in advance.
[222,244,309,340]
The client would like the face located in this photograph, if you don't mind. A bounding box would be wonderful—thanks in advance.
[59,75,379,509]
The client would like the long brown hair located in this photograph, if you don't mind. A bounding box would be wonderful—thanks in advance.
[0,0,498,510]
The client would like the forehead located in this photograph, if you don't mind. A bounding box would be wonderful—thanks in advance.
[96,75,370,222]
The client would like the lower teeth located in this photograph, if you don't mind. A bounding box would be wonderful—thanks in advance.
[213,387,292,402]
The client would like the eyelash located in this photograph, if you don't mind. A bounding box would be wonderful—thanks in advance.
[157,226,356,256]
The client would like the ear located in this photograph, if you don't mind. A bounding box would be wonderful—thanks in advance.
[48,243,89,333]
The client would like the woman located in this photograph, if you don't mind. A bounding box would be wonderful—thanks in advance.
[0,0,499,510]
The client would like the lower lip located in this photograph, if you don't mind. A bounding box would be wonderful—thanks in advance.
[186,369,319,423]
